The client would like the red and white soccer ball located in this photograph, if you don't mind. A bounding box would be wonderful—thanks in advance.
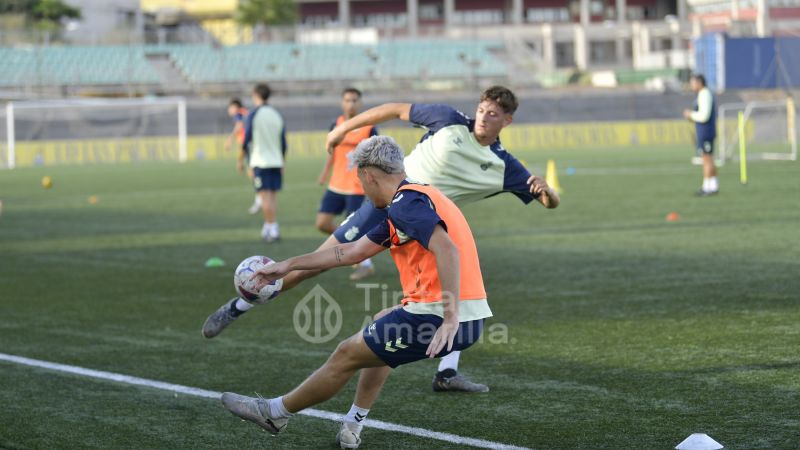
[234,255,283,304]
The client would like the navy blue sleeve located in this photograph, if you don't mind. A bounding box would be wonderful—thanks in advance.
[329,121,337,132]
[494,144,539,204]
[234,112,244,123]
[242,108,257,154]
[409,104,471,134]
[369,126,379,136]
[366,219,391,248]
[388,190,445,249]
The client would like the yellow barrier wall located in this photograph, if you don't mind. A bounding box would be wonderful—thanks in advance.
[1,120,706,168]
[140,0,238,16]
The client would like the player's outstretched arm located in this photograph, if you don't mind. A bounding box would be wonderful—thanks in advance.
[528,175,560,209]
[326,103,411,153]
[426,225,460,357]
[252,236,385,289]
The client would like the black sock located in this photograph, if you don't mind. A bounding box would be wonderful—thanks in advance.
[437,368,457,379]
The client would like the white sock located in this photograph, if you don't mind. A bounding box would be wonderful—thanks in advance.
[261,222,271,236]
[270,222,280,237]
[234,298,254,312]
[267,396,293,419]
[709,177,719,192]
[343,403,369,432]
[254,193,262,206]
[437,351,460,372]
[702,178,710,192]
[359,258,373,268]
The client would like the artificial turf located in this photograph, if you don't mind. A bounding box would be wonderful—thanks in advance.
[0,146,798,449]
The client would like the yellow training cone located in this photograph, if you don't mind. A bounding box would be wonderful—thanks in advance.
[545,159,562,193]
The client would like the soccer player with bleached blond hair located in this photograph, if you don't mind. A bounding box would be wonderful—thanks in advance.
[220,135,492,448]
[204,86,559,392]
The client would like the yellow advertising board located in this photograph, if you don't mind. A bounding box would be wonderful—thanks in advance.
[140,0,238,16]
[1,119,718,168]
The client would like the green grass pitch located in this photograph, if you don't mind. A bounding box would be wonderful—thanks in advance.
[0,146,798,449]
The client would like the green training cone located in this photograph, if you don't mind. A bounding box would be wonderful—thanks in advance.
[204,257,225,268]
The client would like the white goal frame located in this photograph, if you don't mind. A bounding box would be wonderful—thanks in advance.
[3,97,187,169]
[718,98,797,166]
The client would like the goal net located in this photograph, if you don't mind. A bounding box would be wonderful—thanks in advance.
[718,98,797,165]
[1,97,187,169]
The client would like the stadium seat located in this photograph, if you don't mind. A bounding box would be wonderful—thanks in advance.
[0,40,507,87]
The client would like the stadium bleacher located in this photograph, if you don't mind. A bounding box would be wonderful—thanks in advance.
[0,46,161,87]
[167,40,507,83]
[0,41,508,88]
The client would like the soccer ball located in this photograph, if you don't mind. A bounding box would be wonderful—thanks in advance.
[234,255,283,304]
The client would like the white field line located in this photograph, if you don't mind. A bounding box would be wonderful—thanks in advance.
[0,352,530,450]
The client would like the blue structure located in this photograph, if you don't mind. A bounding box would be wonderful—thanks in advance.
[693,34,800,91]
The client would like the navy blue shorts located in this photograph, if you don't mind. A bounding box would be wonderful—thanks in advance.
[363,308,484,368]
[319,189,365,216]
[253,167,282,191]
[332,197,388,243]
[697,138,715,155]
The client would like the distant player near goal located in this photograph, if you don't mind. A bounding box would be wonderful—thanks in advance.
[241,83,288,242]
[226,98,261,215]
[683,74,719,196]
[316,87,378,281]
[203,86,559,392]
[220,135,492,448]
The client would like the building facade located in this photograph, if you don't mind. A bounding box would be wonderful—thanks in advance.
[687,0,800,36]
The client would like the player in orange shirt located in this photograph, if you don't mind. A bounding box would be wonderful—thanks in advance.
[316,88,378,280]
[225,98,261,215]
[220,136,492,448]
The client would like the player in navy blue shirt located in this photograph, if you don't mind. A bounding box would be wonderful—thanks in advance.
[203,86,559,393]
[366,180,443,249]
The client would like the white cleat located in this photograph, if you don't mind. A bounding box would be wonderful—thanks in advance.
[336,422,362,449]
[220,392,288,435]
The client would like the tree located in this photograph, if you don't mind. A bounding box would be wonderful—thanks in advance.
[30,0,80,23]
[236,0,296,27]
[0,0,37,15]
[0,0,80,31]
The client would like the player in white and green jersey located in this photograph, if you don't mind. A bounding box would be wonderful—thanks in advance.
[241,83,287,242]
[203,86,559,393]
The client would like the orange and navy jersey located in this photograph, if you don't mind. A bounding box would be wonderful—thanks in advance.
[328,116,377,195]
[233,107,248,144]
[366,180,487,305]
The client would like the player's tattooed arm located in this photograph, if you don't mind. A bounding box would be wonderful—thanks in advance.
[334,246,346,263]
[254,237,387,290]
[284,243,357,271]
[282,238,386,273]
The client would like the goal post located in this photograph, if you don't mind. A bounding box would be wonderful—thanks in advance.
[2,97,187,169]
[718,98,798,166]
